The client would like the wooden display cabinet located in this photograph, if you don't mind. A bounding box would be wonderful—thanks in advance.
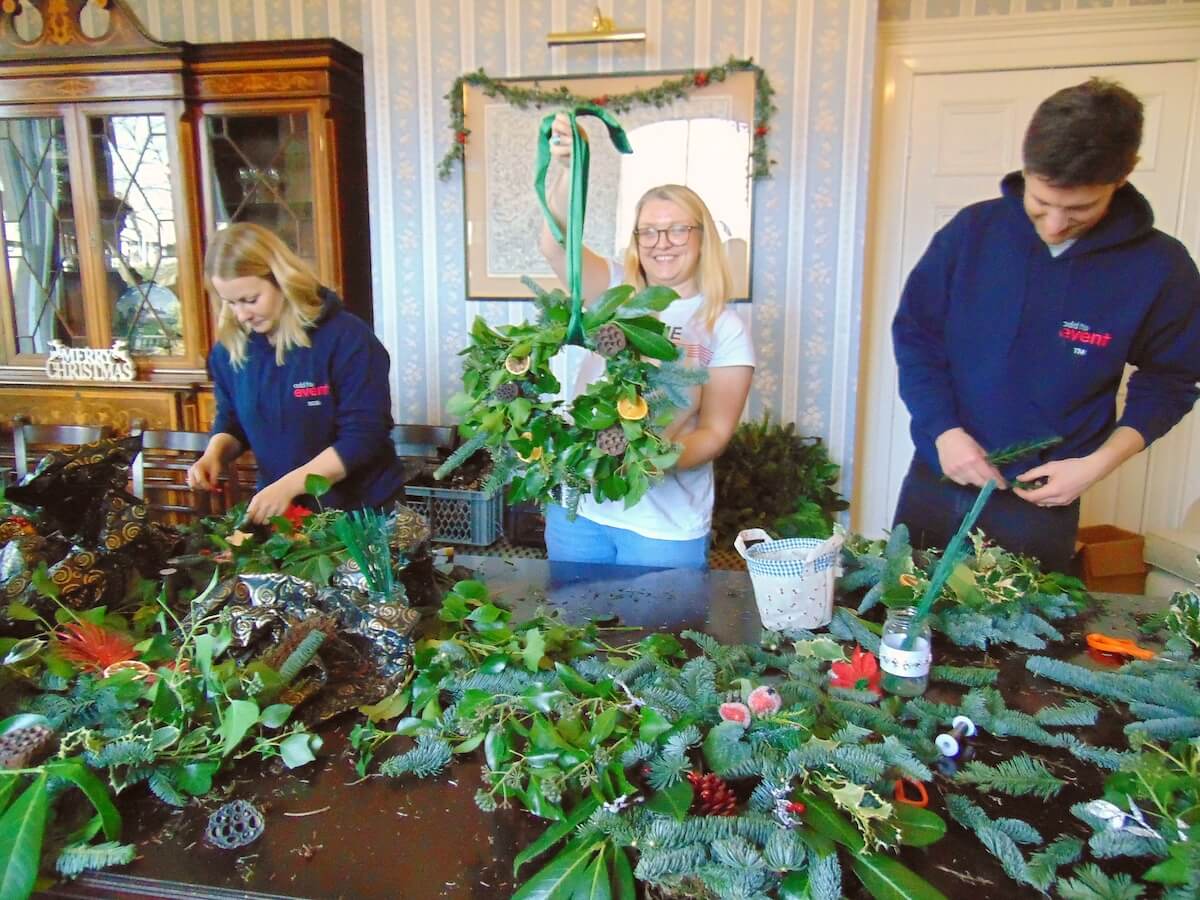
[0,0,371,428]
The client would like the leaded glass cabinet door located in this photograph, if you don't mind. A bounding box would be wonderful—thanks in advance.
[199,104,330,280]
[81,103,204,367]
[0,113,87,359]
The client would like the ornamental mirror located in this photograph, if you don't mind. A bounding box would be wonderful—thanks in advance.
[460,69,757,302]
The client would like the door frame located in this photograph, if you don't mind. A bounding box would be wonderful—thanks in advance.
[853,6,1200,537]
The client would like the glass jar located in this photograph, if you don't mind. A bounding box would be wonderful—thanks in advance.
[879,607,931,697]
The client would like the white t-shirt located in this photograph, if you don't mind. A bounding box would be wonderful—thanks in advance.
[571,262,756,541]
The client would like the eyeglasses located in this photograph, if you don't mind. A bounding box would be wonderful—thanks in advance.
[633,224,702,248]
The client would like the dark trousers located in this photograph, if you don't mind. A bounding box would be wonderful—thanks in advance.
[892,457,1080,574]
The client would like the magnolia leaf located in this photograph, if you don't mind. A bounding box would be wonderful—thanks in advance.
[0,774,49,900]
[852,853,949,900]
[802,793,865,853]
[892,804,947,847]
[44,760,121,840]
[513,797,600,876]
[512,836,603,900]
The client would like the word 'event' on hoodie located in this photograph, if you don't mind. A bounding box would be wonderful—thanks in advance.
[208,289,405,511]
[893,171,1200,478]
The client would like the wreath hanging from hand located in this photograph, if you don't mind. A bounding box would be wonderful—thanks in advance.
[436,105,707,515]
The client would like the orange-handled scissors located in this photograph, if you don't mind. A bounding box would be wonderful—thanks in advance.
[1085,632,1156,661]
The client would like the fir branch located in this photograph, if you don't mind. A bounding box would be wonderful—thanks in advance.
[983,435,1063,470]
[1027,836,1084,892]
[147,770,187,807]
[55,842,136,878]
[994,816,1044,846]
[930,665,999,687]
[762,829,806,871]
[634,845,710,883]
[481,448,518,498]
[278,630,326,685]
[1057,863,1146,900]
[878,735,934,782]
[1068,740,1134,771]
[828,608,881,654]
[710,836,766,873]
[84,736,154,768]
[379,734,453,778]
[434,430,487,480]
[1124,716,1200,741]
[646,754,689,790]
[955,754,1065,800]
[1087,829,1168,860]
[808,850,842,900]
[1035,700,1100,727]
[945,794,1036,887]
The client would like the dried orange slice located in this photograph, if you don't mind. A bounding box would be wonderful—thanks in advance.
[617,395,649,421]
[504,355,531,375]
[517,431,543,463]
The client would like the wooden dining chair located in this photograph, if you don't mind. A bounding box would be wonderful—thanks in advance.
[11,416,113,479]
[130,424,241,522]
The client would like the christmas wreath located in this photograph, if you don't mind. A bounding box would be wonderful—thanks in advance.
[437,106,707,514]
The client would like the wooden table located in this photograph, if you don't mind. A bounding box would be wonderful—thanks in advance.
[45,558,1157,900]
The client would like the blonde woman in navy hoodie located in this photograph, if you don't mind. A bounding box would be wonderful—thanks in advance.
[892,79,1200,572]
[188,223,405,524]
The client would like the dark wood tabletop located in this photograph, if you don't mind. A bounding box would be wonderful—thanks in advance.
[43,557,1158,900]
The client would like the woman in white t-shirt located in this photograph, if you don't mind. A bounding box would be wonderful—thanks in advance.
[537,112,755,568]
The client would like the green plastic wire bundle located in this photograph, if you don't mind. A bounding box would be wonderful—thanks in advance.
[332,509,395,597]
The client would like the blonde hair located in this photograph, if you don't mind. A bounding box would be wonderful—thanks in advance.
[205,223,324,367]
[621,184,733,331]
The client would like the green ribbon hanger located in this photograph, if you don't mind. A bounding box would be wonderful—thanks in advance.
[534,104,632,346]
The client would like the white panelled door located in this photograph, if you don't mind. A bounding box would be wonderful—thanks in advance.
[857,61,1199,538]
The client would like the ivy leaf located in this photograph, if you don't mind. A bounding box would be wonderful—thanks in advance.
[521,685,567,714]
[175,761,219,796]
[522,627,546,672]
[217,699,260,757]
[0,773,49,900]
[259,704,293,729]
[484,726,511,770]
[5,602,41,622]
[304,473,331,498]
[645,780,694,821]
[279,732,322,769]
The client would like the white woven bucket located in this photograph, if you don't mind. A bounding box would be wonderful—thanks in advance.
[735,529,843,630]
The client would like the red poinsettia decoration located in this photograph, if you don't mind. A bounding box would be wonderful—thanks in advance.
[754,124,770,138]
[280,504,315,530]
[592,94,609,107]
[693,71,709,87]
[55,622,138,673]
[829,645,881,695]
[455,130,469,145]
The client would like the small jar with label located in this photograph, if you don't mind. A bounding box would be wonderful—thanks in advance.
[879,607,931,697]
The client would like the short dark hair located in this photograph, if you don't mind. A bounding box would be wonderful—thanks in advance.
[1022,78,1142,186]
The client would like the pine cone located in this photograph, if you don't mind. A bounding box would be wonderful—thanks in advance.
[596,425,628,457]
[593,323,627,357]
[687,771,737,816]
[492,382,520,403]
[0,724,56,770]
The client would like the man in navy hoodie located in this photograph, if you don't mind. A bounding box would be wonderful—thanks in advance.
[892,78,1200,572]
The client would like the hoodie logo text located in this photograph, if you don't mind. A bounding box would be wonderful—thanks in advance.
[293,381,329,406]
[1059,321,1112,356]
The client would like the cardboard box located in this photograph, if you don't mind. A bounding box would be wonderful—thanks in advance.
[1075,524,1147,594]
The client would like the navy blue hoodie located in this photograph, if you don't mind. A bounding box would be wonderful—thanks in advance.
[893,172,1200,478]
[209,290,406,510]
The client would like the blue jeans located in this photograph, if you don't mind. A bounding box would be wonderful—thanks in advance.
[893,457,1080,574]
[544,504,710,569]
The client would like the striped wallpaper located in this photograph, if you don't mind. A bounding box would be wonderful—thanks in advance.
[116,0,1171,492]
